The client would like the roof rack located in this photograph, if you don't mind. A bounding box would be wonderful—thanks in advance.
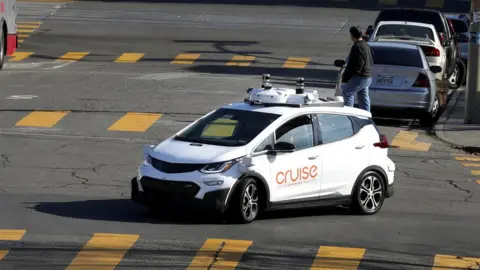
[244,74,344,108]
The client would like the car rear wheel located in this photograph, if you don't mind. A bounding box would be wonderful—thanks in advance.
[228,177,260,223]
[419,95,440,127]
[350,171,385,215]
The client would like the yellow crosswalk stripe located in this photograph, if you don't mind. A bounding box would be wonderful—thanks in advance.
[378,0,396,4]
[18,34,29,38]
[15,111,69,128]
[108,112,162,132]
[226,55,256,66]
[56,52,89,62]
[310,246,365,269]
[8,52,33,61]
[17,25,40,29]
[17,29,35,33]
[17,21,42,25]
[426,0,444,8]
[187,238,252,269]
[472,170,480,175]
[390,131,431,152]
[432,254,480,269]
[282,57,311,69]
[0,229,26,260]
[170,53,200,64]
[476,180,480,184]
[66,233,139,270]
[115,53,145,63]
[455,156,480,162]
[461,162,480,167]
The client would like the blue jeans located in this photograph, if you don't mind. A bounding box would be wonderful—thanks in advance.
[342,75,372,112]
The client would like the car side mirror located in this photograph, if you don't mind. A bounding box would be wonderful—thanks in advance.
[269,141,295,154]
[362,34,370,40]
[366,25,374,35]
[430,65,442,73]
[334,59,346,68]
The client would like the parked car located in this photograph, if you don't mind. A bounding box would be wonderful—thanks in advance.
[364,8,464,89]
[446,15,470,67]
[368,21,447,81]
[333,42,447,126]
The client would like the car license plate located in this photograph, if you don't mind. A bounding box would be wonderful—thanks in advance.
[376,78,393,85]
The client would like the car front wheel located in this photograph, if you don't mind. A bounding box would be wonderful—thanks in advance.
[228,177,260,223]
[351,171,385,215]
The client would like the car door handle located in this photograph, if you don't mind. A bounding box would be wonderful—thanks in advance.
[308,155,319,160]
[355,145,365,149]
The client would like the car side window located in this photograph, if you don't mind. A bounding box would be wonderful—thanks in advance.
[275,115,314,151]
[317,114,354,144]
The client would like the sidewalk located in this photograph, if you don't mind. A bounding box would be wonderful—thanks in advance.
[434,88,480,153]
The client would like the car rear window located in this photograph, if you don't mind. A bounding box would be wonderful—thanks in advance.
[371,46,423,68]
[376,24,435,40]
[375,10,446,34]
[449,18,469,33]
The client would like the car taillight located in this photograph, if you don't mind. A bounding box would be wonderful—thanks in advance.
[374,134,389,148]
[413,73,430,88]
[421,46,440,57]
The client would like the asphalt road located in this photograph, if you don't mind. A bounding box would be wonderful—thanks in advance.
[0,1,479,269]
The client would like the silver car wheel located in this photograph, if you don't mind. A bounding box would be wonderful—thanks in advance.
[242,183,259,221]
[448,65,459,85]
[359,176,383,212]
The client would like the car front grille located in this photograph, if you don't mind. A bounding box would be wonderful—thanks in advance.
[150,156,206,174]
[140,176,200,198]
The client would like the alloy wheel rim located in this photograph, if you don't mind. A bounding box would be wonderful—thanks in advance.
[449,65,459,85]
[242,184,259,220]
[359,176,383,211]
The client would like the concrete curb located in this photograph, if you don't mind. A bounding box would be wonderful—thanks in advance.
[433,90,480,154]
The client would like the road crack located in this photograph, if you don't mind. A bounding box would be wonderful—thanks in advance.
[0,154,10,169]
[448,180,473,204]
[208,241,226,270]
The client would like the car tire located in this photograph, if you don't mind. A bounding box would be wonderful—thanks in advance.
[0,27,5,70]
[350,171,386,215]
[457,59,467,87]
[419,95,440,127]
[228,177,261,224]
[448,60,464,89]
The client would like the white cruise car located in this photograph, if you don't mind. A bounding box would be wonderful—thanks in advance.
[131,75,396,223]
[368,21,446,80]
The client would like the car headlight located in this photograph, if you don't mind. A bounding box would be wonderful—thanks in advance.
[200,160,236,174]
[143,154,151,166]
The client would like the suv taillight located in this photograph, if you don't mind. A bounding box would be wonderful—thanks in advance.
[421,46,440,57]
[413,73,430,88]
[374,134,389,148]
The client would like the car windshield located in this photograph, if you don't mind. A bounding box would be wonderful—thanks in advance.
[173,108,280,147]
[376,24,435,40]
[450,18,468,33]
[375,10,446,35]
[371,46,423,68]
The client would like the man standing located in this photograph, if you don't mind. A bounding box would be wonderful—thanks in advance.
[342,26,374,112]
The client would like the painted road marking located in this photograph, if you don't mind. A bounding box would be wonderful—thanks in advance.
[15,111,69,128]
[0,229,26,260]
[455,156,480,162]
[115,53,145,63]
[170,53,200,64]
[65,233,139,270]
[378,0,396,4]
[461,163,480,167]
[108,112,162,132]
[390,131,431,152]
[432,254,480,269]
[426,0,444,8]
[310,246,365,269]
[8,52,33,61]
[17,29,35,33]
[476,180,480,184]
[56,52,89,62]
[17,25,40,29]
[472,170,480,176]
[6,95,38,100]
[282,57,311,68]
[226,55,256,66]
[187,238,252,269]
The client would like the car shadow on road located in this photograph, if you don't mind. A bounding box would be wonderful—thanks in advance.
[31,199,352,225]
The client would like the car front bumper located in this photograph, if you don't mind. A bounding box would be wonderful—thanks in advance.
[131,176,231,213]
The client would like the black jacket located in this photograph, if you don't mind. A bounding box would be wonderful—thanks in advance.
[342,40,373,83]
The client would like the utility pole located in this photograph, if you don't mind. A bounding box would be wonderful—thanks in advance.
[465,0,480,123]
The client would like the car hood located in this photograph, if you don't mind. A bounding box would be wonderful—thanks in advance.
[149,138,247,164]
